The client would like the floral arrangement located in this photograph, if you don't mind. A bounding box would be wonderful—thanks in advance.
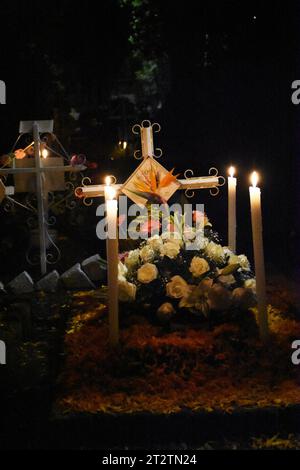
[118,213,257,324]
[122,157,180,206]
[126,164,178,204]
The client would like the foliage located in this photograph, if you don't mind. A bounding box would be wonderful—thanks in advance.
[119,0,170,115]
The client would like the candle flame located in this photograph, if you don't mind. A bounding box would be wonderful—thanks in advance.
[105,176,111,186]
[41,148,48,159]
[229,166,235,177]
[251,171,259,188]
[105,175,116,199]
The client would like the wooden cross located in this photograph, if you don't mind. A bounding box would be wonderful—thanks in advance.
[75,120,225,203]
[0,120,86,275]
[75,120,225,346]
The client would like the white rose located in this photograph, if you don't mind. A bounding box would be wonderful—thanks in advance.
[118,280,136,302]
[232,287,256,310]
[140,245,155,263]
[189,256,210,277]
[224,247,234,256]
[238,255,250,271]
[125,249,140,270]
[161,231,183,245]
[160,240,181,259]
[195,233,209,250]
[183,227,196,241]
[244,278,256,293]
[205,241,225,263]
[147,235,163,251]
[137,263,158,284]
[208,284,232,311]
[185,231,209,251]
[166,275,190,299]
[118,261,128,281]
[156,302,175,323]
[228,254,250,271]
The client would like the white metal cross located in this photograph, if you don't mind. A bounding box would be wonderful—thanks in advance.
[0,120,86,275]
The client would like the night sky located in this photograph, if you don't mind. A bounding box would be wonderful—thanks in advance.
[0,0,299,275]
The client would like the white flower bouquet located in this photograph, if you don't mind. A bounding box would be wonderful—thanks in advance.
[118,215,256,325]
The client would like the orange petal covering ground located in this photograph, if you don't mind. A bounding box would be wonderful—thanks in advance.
[55,283,300,416]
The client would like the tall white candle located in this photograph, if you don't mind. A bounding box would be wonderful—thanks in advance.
[104,176,119,346]
[249,171,268,340]
[228,166,237,252]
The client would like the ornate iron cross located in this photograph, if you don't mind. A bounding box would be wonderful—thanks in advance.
[0,120,86,275]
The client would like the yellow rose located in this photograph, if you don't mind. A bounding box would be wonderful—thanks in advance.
[160,241,181,259]
[137,263,158,284]
[166,275,190,299]
[118,280,137,302]
[189,256,210,277]
[125,249,140,270]
[228,254,250,271]
[140,245,155,263]
[147,235,163,250]
[205,241,225,263]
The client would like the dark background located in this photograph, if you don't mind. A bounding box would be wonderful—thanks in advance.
[0,0,299,280]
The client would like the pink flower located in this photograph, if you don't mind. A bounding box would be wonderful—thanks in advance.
[70,154,86,166]
[140,219,161,235]
[166,223,176,233]
[86,162,98,169]
[119,252,129,262]
[192,210,209,226]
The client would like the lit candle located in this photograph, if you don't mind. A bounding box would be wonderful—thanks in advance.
[104,176,119,346]
[228,166,237,252]
[249,171,268,340]
[41,148,49,159]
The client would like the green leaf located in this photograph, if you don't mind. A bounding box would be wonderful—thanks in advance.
[220,264,240,276]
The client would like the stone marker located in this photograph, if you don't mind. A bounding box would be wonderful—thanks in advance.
[36,270,60,293]
[61,263,95,290]
[8,271,34,295]
[81,254,107,282]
